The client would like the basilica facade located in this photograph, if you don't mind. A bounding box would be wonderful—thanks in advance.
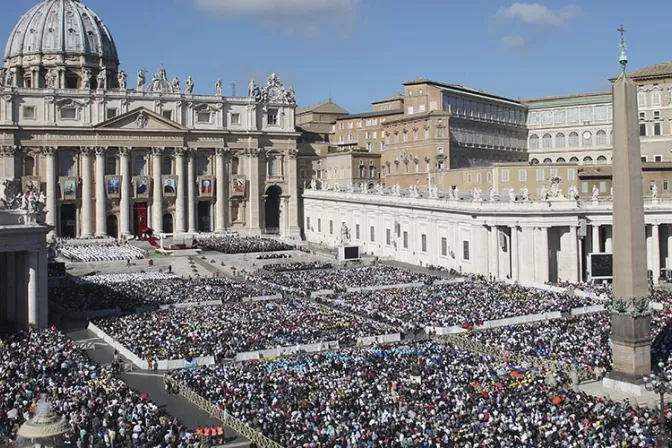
[0,0,301,239]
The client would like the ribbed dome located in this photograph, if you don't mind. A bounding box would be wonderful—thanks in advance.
[4,0,118,66]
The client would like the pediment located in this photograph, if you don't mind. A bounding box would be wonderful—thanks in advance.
[95,107,186,131]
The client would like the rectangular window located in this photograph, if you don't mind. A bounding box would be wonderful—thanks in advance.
[655,155,663,162]
[467,174,472,183]
[640,112,646,121]
[348,122,353,129]
[642,156,648,162]
[654,111,661,120]
[487,172,492,182]
[501,170,509,182]
[386,228,391,245]
[23,106,36,119]
[162,110,173,120]
[267,109,278,126]
[403,231,408,249]
[581,181,588,193]
[318,219,321,232]
[476,173,482,183]
[106,108,118,119]
[462,241,470,261]
[550,168,558,178]
[407,106,414,115]
[518,170,527,182]
[599,181,607,193]
[197,112,212,123]
[231,113,241,125]
[640,124,647,136]
[61,107,77,119]
[441,237,447,256]
[664,180,669,191]
[437,127,444,138]
[419,104,426,112]
[306,217,310,229]
[329,220,333,235]
[370,226,375,242]
[339,123,344,130]
[421,234,427,252]
[654,123,662,135]
[357,120,362,128]
[355,224,360,239]
[536,169,544,181]
[567,168,575,181]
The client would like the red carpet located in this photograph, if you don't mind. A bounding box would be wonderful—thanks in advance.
[147,238,160,248]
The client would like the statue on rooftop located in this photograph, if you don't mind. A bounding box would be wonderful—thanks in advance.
[172,76,181,93]
[137,69,147,91]
[215,79,223,96]
[117,70,127,90]
[185,76,194,94]
[592,185,599,201]
[82,69,92,89]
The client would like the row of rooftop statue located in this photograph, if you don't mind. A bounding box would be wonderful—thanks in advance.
[0,65,296,103]
[309,178,665,202]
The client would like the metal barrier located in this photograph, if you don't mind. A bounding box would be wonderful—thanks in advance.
[164,375,282,448]
[435,334,596,384]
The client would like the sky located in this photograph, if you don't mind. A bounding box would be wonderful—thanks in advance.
[0,0,669,113]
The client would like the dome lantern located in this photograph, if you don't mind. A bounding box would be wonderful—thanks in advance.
[2,0,119,89]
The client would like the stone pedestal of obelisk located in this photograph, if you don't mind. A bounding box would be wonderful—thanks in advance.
[602,64,652,395]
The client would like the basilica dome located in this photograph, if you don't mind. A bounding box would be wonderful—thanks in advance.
[3,0,119,89]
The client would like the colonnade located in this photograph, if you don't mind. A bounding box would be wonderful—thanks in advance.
[0,250,48,330]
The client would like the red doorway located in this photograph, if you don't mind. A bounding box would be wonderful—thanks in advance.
[133,202,148,237]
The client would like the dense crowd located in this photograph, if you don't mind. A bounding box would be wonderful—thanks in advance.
[250,265,437,293]
[73,272,180,285]
[50,276,268,312]
[319,281,593,328]
[94,300,392,361]
[465,309,672,370]
[172,341,659,447]
[194,236,294,254]
[0,329,192,446]
[256,253,292,260]
[57,243,147,262]
[262,261,334,272]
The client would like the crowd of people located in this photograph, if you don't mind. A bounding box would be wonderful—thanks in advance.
[57,243,147,262]
[0,329,194,446]
[73,272,179,285]
[464,309,672,370]
[318,281,594,328]
[94,300,392,361]
[250,265,437,293]
[262,261,334,273]
[194,236,294,254]
[50,276,268,312]
[172,341,659,447]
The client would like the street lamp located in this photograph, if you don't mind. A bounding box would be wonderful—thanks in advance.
[644,361,672,448]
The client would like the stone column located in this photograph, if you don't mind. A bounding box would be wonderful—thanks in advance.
[27,251,38,328]
[15,252,26,329]
[4,252,15,325]
[286,149,301,238]
[510,226,519,281]
[38,249,48,329]
[592,225,601,253]
[174,147,186,233]
[489,225,500,280]
[247,149,262,235]
[518,227,536,283]
[215,148,227,233]
[567,225,579,283]
[42,147,57,229]
[79,147,94,237]
[119,147,131,237]
[651,224,660,284]
[605,226,613,253]
[534,227,549,283]
[187,150,197,233]
[667,225,672,268]
[94,147,107,236]
[151,147,164,233]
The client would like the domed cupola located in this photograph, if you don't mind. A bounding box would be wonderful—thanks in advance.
[2,0,119,89]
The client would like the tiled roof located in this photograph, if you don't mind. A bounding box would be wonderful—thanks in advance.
[336,109,404,120]
[522,91,611,103]
[296,100,348,115]
[626,61,672,80]
[371,94,404,105]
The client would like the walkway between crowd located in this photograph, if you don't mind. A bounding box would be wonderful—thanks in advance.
[65,322,251,447]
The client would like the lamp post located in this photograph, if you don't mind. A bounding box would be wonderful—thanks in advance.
[644,361,672,448]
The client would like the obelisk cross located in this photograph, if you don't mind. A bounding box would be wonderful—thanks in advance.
[618,25,628,74]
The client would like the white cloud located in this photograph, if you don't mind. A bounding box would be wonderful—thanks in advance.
[496,2,579,27]
[194,0,359,37]
[501,34,527,49]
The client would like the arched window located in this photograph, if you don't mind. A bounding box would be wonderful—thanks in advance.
[569,157,579,163]
[543,158,552,163]
[542,133,552,148]
[556,157,566,163]
[530,158,539,164]
[529,134,540,149]
[568,132,579,147]
[23,156,35,176]
[230,157,239,175]
[596,130,607,146]
[161,157,172,175]
[582,131,593,146]
[555,133,566,148]
[597,155,608,164]
[369,166,376,178]
[133,154,146,176]
[582,156,593,164]
[197,155,209,175]
[59,152,75,176]
[269,156,280,177]
[105,156,116,175]
[359,166,366,178]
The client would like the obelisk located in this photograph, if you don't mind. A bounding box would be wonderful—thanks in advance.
[604,25,652,393]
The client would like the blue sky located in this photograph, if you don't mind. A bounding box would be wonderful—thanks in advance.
[1,0,669,113]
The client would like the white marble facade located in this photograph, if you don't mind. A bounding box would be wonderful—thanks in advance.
[0,0,301,239]
[303,189,672,284]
